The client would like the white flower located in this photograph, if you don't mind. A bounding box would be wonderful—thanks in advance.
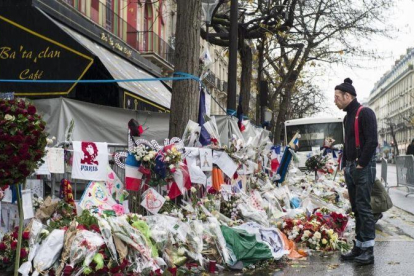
[4,114,14,121]
[143,156,150,162]
[327,229,334,236]
[209,222,217,229]
[178,212,184,220]
[303,230,311,237]
[164,196,170,201]
[314,231,321,240]
[177,247,186,256]
[191,187,197,193]
[165,157,170,162]
[169,164,175,170]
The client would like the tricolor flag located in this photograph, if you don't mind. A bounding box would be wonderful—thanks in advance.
[125,153,143,191]
[270,146,281,172]
[236,97,245,132]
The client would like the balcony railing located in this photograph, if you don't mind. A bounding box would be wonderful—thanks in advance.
[130,31,175,66]
[61,0,174,67]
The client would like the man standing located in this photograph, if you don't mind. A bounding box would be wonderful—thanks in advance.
[334,78,378,265]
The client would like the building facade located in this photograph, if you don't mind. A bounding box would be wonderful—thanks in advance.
[368,48,414,154]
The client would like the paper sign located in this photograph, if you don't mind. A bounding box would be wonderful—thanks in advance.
[105,167,126,203]
[22,189,34,220]
[79,181,119,214]
[26,179,44,198]
[199,148,213,171]
[186,148,207,185]
[206,175,212,189]
[141,188,165,214]
[312,146,321,156]
[2,187,12,203]
[215,152,238,178]
[35,156,50,175]
[220,184,232,201]
[72,141,109,181]
[244,161,257,175]
[47,148,65,173]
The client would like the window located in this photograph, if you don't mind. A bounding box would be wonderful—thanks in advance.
[106,0,113,32]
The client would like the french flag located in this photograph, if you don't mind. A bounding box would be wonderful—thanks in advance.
[125,153,143,191]
[270,146,281,172]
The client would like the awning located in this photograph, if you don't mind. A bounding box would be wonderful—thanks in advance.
[54,21,171,110]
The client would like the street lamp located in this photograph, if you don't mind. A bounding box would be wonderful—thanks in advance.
[201,0,219,42]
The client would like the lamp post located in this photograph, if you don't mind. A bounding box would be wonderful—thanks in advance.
[201,0,219,43]
[227,0,238,114]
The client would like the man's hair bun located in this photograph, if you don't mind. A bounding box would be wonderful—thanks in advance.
[344,78,353,84]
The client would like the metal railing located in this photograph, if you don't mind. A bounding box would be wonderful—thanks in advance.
[395,155,414,196]
[61,0,174,66]
[134,31,175,65]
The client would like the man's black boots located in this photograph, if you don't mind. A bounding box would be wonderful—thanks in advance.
[340,241,362,261]
[354,247,374,265]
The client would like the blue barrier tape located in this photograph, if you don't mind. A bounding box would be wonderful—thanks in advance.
[0,71,201,84]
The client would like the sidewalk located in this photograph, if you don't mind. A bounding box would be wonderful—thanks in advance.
[376,163,414,215]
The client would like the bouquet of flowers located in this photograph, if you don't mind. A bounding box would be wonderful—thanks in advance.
[305,154,329,180]
[131,144,183,187]
[0,227,30,269]
[281,208,350,252]
[0,98,47,187]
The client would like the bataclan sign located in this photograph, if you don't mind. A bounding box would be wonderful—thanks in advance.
[0,7,94,96]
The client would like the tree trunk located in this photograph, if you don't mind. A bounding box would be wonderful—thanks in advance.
[239,43,252,116]
[169,0,201,138]
[390,124,399,156]
[273,72,298,144]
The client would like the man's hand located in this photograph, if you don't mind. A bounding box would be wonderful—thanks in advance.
[356,165,363,169]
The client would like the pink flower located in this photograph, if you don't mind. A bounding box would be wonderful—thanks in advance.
[112,204,125,216]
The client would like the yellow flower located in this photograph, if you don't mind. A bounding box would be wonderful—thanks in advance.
[322,238,328,245]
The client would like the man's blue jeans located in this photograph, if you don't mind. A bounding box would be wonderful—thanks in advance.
[344,159,376,248]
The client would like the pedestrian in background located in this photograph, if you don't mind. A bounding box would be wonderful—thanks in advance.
[407,139,414,155]
[334,78,378,265]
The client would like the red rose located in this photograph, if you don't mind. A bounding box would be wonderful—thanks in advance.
[20,248,28,259]
[28,105,36,115]
[12,134,24,143]
[32,130,40,137]
[89,224,101,233]
[17,100,25,109]
[11,156,21,164]
[22,231,30,240]
[11,240,17,249]
[0,242,7,251]
[19,144,29,155]
[3,257,10,263]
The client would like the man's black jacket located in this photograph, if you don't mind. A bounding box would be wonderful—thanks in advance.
[343,99,378,167]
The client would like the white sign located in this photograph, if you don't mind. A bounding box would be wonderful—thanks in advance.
[199,148,213,171]
[141,188,165,215]
[215,152,238,178]
[47,148,65,173]
[72,141,108,181]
